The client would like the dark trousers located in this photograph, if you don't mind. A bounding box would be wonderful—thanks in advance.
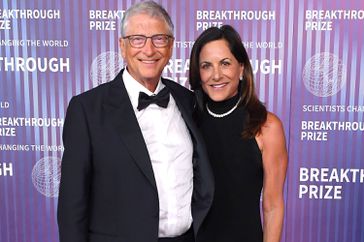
[158,227,194,242]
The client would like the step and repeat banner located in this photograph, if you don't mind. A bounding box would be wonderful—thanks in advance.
[0,1,363,242]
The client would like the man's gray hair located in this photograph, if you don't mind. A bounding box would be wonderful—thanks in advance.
[120,1,174,37]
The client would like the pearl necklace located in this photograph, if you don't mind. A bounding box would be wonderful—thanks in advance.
[206,97,242,118]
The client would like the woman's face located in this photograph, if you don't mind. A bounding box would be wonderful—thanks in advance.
[199,39,244,102]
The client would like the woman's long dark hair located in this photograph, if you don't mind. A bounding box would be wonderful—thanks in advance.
[189,25,267,138]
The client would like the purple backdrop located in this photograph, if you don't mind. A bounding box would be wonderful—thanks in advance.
[0,1,363,242]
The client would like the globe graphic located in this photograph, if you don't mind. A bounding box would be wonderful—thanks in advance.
[31,156,62,198]
[90,51,123,87]
[302,52,346,97]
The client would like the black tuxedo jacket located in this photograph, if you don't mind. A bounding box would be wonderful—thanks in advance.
[57,70,214,242]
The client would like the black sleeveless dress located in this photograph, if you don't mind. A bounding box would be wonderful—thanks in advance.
[197,94,263,242]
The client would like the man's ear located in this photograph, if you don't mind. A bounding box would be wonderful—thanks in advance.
[119,38,126,59]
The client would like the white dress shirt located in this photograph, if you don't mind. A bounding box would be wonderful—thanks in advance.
[123,69,194,237]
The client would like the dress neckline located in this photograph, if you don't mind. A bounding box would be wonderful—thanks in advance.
[206,94,241,115]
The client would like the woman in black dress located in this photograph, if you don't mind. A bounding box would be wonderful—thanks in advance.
[189,25,288,242]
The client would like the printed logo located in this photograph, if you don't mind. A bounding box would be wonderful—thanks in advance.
[302,52,346,97]
[90,51,123,87]
[31,156,61,198]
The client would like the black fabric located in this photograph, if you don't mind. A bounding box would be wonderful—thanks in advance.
[159,227,194,242]
[57,69,214,242]
[137,87,170,110]
[197,94,264,242]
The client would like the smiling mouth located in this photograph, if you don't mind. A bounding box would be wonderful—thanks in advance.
[211,83,227,88]
[140,59,158,64]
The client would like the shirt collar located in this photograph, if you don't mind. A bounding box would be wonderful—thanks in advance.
[122,68,165,111]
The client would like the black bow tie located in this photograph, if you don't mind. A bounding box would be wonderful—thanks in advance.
[137,87,170,111]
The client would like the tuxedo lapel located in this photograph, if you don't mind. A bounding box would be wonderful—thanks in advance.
[163,80,195,135]
[163,79,215,235]
[103,72,157,191]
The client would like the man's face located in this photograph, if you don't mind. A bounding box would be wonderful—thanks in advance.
[120,13,173,90]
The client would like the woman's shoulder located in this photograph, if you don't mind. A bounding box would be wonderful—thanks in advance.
[261,112,285,138]
[264,112,283,128]
[256,112,286,151]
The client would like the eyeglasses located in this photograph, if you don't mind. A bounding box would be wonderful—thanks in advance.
[122,34,174,48]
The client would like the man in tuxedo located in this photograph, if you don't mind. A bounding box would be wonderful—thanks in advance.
[57,1,214,242]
